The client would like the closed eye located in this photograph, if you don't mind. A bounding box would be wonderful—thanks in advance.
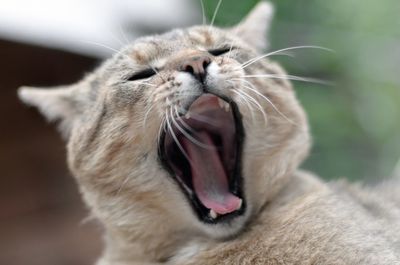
[208,47,232,56]
[127,68,157,81]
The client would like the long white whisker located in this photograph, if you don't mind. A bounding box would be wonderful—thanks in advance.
[226,23,241,60]
[108,30,125,47]
[231,89,256,122]
[200,0,207,25]
[148,65,167,83]
[157,116,167,148]
[135,81,157,87]
[235,78,298,126]
[170,108,215,150]
[174,107,195,133]
[165,109,192,163]
[241,45,334,69]
[186,112,220,127]
[209,0,223,28]
[117,24,131,45]
[227,41,239,60]
[80,40,121,54]
[143,101,156,131]
[233,88,268,125]
[242,74,333,86]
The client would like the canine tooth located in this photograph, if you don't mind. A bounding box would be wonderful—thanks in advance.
[209,209,218,219]
[218,98,224,108]
[237,199,243,210]
[185,112,191,119]
[224,102,230,112]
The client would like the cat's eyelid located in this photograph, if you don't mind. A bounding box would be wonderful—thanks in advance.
[208,47,234,56]
[127,68,157,81]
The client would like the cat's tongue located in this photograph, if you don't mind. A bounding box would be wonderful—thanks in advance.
[181,131,242,215]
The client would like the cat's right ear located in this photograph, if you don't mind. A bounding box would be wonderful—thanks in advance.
[18,85,81,138]
[231,1,274,51]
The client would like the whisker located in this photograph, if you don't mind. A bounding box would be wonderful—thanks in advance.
[135,81,157,87]
[142,101,156,131]
[170,108,215,150]
[174,107,195,133]
[186,112,220,127]
[117,24,131,45]
[241,45,334,69]
[209,0,223,28]
[148,65,167,83]
[157,116,167,148]
[200,0,207,25]
[242,74,333,86]
[233,88,268,125]
[165,108,193,164]
[154,90,176,103]
[234,78,298,126]
[227,42,239,60]
[80,40,121,54]
[227,24,241,60]
[231,89,256,122]
[108,29,125,47]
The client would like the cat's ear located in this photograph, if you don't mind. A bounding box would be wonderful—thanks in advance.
[18,85,81,138]
[232,1,274,51]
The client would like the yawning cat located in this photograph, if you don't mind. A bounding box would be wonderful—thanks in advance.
[18,2,400,264]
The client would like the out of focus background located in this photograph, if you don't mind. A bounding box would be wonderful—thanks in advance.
[1,0,399,264]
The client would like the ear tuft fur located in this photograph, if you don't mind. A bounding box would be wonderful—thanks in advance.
[18,86,78,138]
[233,1,274,51]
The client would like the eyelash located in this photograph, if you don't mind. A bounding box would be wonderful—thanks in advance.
[127,68,157,81]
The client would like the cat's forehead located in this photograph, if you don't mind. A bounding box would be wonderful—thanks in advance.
[138,26,228,48]
[119,26,230,63]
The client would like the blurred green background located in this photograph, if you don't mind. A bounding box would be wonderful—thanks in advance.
[202,0,400,181]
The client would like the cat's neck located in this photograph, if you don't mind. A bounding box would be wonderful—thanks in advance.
[100,222,201,264]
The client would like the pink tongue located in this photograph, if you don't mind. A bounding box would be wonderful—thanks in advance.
[181,132,241,215]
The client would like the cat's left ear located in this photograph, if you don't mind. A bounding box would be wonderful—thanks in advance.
[18,85,83,138]
[231,1,274,51]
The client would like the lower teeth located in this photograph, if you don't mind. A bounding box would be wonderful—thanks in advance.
[209,209,218,219]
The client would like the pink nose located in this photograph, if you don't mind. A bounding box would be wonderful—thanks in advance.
[180,55,211,83]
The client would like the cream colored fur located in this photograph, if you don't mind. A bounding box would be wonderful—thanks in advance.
[18,2,400,264]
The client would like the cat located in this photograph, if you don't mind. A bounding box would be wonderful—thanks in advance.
[18,2,400,264]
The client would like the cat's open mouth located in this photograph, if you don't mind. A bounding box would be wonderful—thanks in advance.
[159,93,246,224]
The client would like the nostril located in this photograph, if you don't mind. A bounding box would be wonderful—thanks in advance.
[202,58,210,70]
[180,55,212,83]
[184,64,194,74]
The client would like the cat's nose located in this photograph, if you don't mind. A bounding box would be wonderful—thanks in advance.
[180,55,211,83]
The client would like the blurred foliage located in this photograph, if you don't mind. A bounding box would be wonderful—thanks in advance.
[202,0,400,181]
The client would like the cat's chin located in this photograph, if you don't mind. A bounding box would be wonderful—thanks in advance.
[158,93,247,227]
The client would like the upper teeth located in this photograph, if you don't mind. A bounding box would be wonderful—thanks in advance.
[224,102,230,112]
[218,98,230,112]
[218,98,224,108]
[185,112,191,119]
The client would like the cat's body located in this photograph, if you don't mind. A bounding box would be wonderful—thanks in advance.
[171,171,400,265]
[18,2,400,264]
